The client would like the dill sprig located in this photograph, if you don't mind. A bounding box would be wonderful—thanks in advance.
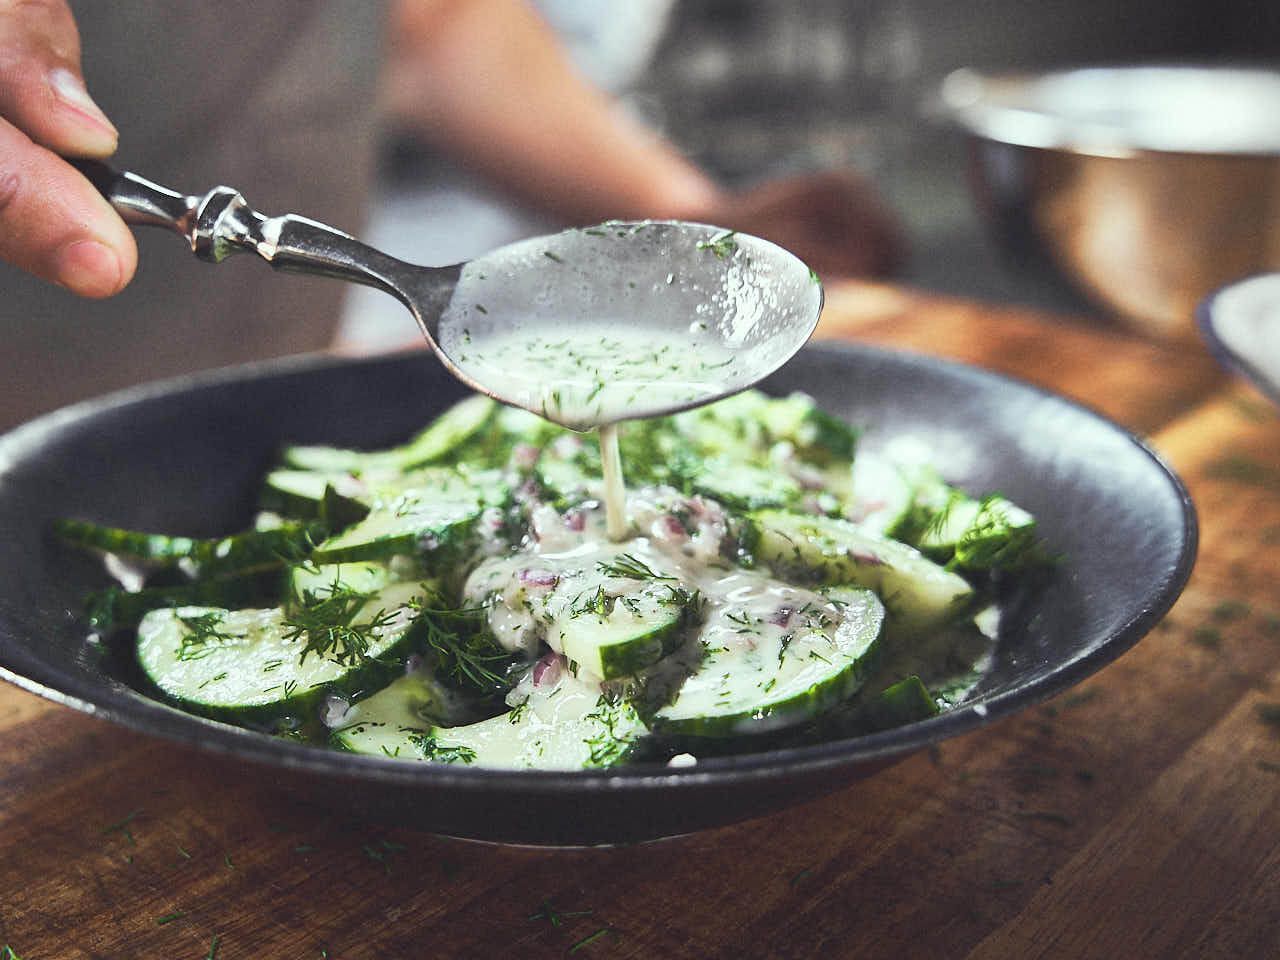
[282,582,394,666]
[569,585,611,619]
[596,553,674,581]
[175,611,240,662]
[407,733,477,764]
[411,600,511,693]
[582,694,634,768]
[696,229,738,258]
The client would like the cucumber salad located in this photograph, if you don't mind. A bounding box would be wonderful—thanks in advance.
[58,390,1045,770]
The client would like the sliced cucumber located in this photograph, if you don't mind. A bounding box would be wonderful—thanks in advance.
[466,549,702,679]
[860,675,940,731]
[847,451,914,536]
[259,469,372,526]
[87,570,282,634]
[283,394,497,474]
[311,467,506,565]
[552,583,696,681]
[328,672,451,757]
[53,518,322,577]
[135,581,431,724]
[288,561,395,598]
[53,517,198,565]
[748,510,974,634]
[917,494,1038,573]
[333,672,647,770]
[755,392,857,464]
[687,455,802,510]
[652,584,884,737]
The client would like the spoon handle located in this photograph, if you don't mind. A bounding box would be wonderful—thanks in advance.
[70,159,422,296]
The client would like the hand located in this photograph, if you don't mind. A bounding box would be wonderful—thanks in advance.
[709,170,906,280]
[0,0,135,296]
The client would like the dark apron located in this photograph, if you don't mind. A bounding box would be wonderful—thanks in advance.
[0,2,384,429]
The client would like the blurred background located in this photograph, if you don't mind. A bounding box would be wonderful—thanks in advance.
[0,1,1275,429]
[343,0,1279,347]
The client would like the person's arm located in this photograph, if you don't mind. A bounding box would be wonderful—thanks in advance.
[385,0,903,278]
[384,0,723,225]
[0,0,135,296]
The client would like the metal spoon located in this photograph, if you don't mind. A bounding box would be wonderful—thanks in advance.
[74,161,823,426]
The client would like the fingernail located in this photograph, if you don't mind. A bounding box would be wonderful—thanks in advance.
[48,67,117,136]
[56,239,124,297]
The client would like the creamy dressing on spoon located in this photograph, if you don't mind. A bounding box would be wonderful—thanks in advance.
[444,323,745,540]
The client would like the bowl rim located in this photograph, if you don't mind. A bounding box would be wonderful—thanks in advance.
[939,63,1280,160]
[1197,271,1280,407]
[0,343,1198,795]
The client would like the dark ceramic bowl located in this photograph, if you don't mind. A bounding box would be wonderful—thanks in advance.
[0,344,1195,845]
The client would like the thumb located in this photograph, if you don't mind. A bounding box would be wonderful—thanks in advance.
[0,0,117,157]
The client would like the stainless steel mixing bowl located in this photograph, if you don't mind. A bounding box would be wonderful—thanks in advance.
[941,65,1280,341]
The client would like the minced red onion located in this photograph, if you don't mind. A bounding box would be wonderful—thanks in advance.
[769,605,795,627]
[532,652,562,687]
[519,568,559,588]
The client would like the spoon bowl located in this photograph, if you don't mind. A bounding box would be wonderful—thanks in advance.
[74,163,822,424]
[435,221,823,428]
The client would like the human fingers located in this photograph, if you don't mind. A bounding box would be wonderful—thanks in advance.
[0,116,136,296]
[0,1,134,294]
[719,172,907,279]
[0,0,117,156]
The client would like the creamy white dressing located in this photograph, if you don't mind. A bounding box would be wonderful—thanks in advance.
[441,324,748,541]
[463,486,846,687]
[441,325,741,433]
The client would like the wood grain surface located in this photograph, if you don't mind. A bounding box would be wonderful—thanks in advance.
[3,281,1277,960]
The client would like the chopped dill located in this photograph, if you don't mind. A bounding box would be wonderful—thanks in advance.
[569,585,611,619]
[596,554,674,581]
[568,928,612,953]
[411,599,511,693]
[696,229,738,258]
[407,734,477,764]
[175,611,240,662]
[528,899,594,927]
[282,581,394,666]
[508,698,530,723]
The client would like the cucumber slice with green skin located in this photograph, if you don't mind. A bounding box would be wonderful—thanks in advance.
[652,585,884,737]
[333,672,647,770]
[687,455,802,511]
[135,581,431,724]
[861,675,940,731]
[915,494,1038,573]
[465,548,702,679]
[283,394,497,474]
[54,518,324,578]
[310,468,507,565]
[755,392,857,464]
[259,470,372,526]
[553,583,694,681]
[327,673,452,757]
[288,561,395,598]
[87,570,283,634]
[53,518,199,564]
[847,451,914,537]
[748,510,974,634]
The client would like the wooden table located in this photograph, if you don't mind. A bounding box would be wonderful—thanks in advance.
[3,281,1277,959]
